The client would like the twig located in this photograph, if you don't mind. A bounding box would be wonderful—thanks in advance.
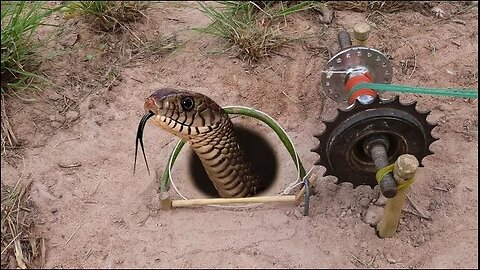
[58,163,82,168]
[402,208,432,220]
[90,182,101,196]
[433,187,449,192]
[400,37,417,79]
[65,225,81,245]
[85,248,93,259]
[406,195,430,220]
[281,91,300,104]
[350,252,367,267]
[53,136,81,148]
[1,232,21,255]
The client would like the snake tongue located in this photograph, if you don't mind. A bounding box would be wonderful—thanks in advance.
[134,111,155,175]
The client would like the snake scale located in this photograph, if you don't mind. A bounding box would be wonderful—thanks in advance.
[135,88,261,198]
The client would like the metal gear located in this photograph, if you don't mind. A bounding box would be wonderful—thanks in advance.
[312,95,438,188]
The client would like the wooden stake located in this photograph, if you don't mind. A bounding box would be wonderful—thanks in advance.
[171,195,296,208]
[159,192,172,210]
[377,154,419,238]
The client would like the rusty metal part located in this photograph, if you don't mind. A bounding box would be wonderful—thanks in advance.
[135,88,260,198]
[363,136,397,198]
[312,95,438,189]
[338,31,352,50]
[322,46,393,104]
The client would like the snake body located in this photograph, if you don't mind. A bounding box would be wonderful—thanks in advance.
[135,88,260,198]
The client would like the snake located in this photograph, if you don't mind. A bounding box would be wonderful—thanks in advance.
[134,88,261,198]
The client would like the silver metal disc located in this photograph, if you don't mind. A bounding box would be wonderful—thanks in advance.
[321,46,393,103]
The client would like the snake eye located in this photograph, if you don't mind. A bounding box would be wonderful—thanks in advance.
[181,96,194,111]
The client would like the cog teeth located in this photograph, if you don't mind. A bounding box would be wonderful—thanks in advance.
[406,100,418,108]
[311,145,321,153]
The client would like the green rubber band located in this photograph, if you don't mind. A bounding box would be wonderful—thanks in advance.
[375,163,395,185]
[397,177,415,190]
[375,163,415,190]
[349,83,478,100]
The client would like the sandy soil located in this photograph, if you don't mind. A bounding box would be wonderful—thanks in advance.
[1,1,478,268]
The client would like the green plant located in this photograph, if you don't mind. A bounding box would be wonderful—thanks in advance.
[65,1,149,32]
[196,1,317,63]
[1,1,60,95]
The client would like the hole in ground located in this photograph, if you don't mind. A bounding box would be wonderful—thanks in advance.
[188,124,278,198]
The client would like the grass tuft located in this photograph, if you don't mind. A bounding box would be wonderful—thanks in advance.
[1,1,60,95]
[1,179,44,269]
[65,1,150,32]
[325,1,432,14]
[196,1,317,64]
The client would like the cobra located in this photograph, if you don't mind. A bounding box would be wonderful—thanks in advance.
[134,88,261,198]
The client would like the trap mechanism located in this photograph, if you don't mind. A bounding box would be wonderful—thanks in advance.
[312,29,438,198]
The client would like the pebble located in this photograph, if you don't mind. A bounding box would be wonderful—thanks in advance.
[46,91,63,101]
[60,33,79,47]
[340,211,347,218]
[65,110,80,122]
[293,209,304,219]
[375,195,387,206]
[386,253,397,264]
[359,197,370,207]
[339,222,347,229]
[363,205,383,226]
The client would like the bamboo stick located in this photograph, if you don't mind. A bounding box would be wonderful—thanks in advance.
[377,154,419,238]
[171,195,297,208]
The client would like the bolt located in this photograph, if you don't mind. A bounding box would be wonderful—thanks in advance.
[338,31,352,50]
[353,22,371,46]
[369,144,398,198]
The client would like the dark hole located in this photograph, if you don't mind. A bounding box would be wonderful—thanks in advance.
[188,124,278,198]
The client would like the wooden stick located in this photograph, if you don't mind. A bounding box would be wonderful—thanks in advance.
[171,195,297,208]
[377,154,419,238]
[295,173,318,201]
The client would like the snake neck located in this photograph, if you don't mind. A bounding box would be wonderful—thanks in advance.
[189,116,260,198]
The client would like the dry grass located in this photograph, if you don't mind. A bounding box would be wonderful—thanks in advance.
[326,1,433,14]
[1,179,44,269]
[196,1,317,64]
[65,1,150,32]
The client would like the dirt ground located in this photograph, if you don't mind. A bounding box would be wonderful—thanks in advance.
[1,1,478,268]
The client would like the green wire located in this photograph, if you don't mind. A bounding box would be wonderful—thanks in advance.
[350,83,478,100]
[160,106,306,193]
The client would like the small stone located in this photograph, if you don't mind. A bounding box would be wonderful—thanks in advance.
[359,197,370,207]
[48,115,64,122]
[346,209,352,215]
[465,186,473,192]
[65,110,79,122]
[412,233,425,247]
[339,222,347,229]
[340,211,347,218]
[293,209,304,219]
[285,210,292,216]
[363,206,384,226]
[375,195,387,206]
[51,208,58,214]
[249,212,254,217]
[60,32,79,47]
[386,253,397,264]
[46,91,63,101]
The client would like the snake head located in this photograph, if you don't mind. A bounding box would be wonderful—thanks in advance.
[144,88,226,139]
[134,88,227,174]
